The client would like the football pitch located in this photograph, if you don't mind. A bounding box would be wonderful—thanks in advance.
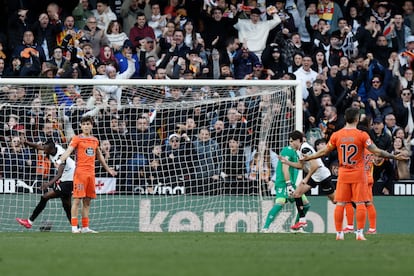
[0,232,412,276]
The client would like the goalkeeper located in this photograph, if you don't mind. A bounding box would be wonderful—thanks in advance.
[16,139,75,229]
[262,131,310,232]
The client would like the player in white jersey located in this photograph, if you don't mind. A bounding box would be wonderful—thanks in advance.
[16,139,75,229]
[280,131,335,230]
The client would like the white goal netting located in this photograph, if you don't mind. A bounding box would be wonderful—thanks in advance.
[0,79,301,232]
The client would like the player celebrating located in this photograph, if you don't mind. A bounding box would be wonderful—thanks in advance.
[56,116,117,233]
[261,131,309,232]
[279,131,335,231]
[16,139,75,229]
[302,108,408,240]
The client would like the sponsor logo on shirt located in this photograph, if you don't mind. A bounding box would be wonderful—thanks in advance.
[86,147,95,156]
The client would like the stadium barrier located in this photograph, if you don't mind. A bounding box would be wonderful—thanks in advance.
[1,194,413,233]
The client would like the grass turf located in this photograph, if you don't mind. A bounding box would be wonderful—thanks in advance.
[0,232,412,276]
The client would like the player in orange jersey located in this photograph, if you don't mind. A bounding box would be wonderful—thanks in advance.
[56,116,117,233]
[343,119,378,234]
[302,108,408,240]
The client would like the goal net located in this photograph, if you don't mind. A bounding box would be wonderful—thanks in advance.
[0,78,301,232]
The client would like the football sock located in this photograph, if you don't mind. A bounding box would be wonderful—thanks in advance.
[61,197,72,223]
[71,217,78,228]
[82,217,89,228]
[334,205,345,232]
[294,202,311,223]
[30,196,48,222]
[356,204,367,231]
[263,203,283,229]
[295,197,305,218]
[366,204,376,229]
[345,203,354,228]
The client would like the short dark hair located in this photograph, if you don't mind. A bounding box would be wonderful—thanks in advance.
[44,139,55,147]
[81,115,94,125]
[43,139,56,152]
[344,107,360,124]
[314,138,327,148]
[289,130,304,142]
[97,0,109,5]
[211,7,223,15]
[136,11,145,18]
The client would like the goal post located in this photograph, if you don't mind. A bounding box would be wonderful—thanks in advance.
[0,78,302,232]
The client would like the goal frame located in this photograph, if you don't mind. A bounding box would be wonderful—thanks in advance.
[0,78,302,131]
[0,78,303,233]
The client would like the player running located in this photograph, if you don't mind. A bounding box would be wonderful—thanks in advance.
[16,139,75,229]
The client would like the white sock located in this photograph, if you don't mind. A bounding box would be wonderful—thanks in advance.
[28,219,33,225]
[299,218,306,223]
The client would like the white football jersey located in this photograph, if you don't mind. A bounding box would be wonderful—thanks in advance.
[297,142,331,182]
[49,144,75,182]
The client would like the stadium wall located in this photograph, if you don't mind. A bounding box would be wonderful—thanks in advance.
[1,194,413,233]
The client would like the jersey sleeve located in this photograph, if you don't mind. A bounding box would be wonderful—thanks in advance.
[49,145,65,163]
[327,132,337,150]
[69,135,79,149]
[362,132,373,148]
[301,144,314,155]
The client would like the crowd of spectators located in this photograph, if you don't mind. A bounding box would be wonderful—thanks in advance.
[1,0,414,195]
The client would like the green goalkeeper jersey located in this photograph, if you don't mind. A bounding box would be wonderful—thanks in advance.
[275,145,298,188]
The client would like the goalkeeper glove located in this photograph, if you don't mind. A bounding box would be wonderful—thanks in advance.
[286,181,295,197]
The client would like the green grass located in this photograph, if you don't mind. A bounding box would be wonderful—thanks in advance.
[0,232,413,276]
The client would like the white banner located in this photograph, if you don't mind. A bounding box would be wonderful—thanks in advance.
[95,178,117,194]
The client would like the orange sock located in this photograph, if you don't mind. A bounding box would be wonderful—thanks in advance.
[366,204,376,229]
[82,217,89,228]
[71,217,78,227]
[334,205,345,232]
[345,203,354,227]
[356,204,367,230]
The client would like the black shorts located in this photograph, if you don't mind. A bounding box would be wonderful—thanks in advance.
[53,181,73,198]
[308,176,335,195]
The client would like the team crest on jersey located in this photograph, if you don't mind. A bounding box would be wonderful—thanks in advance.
[85,147,95,156]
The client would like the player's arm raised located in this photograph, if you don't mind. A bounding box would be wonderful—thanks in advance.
[367,144,410,161]
[23,138,45,151]
[301,145,333,161]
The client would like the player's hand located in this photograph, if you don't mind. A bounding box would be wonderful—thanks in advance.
[108,168,117,177]
[278,155,288,163]
[394,152,410,161]
[40,182,51,191]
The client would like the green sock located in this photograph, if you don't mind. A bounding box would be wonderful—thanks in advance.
[294,202,311,223]
[263,204,283,229]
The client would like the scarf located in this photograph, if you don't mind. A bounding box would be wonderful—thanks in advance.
[317,1,334,25]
